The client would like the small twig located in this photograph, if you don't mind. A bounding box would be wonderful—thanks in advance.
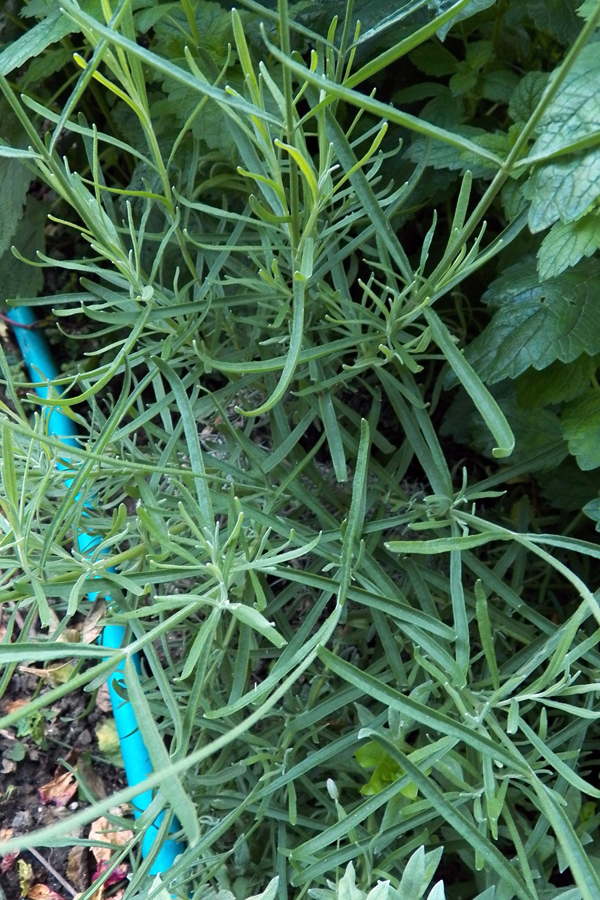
[27,846,78,898]
[0,312,41,330]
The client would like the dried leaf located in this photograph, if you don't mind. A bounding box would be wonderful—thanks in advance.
[67,846,90,893]
[93,861,129,887]
[39,770,78,807]
[76,757,106,800]
[18,663,77,685]
[82,599,107,644]
[95,684,112,713]
[89,817,134,861]
[1,852,18,874]
[89,817,133,887]
[3,699,29,714]
[28,885,65,900]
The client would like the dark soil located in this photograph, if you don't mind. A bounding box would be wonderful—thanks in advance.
[0,669,127,899]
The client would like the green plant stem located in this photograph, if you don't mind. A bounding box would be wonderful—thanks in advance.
[278,0,300,255]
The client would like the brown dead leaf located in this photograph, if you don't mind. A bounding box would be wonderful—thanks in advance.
[39,770,78,807]
[18,663,76,685]
[28,885,65,900]
[3,698,29,714]
[82,599,107,644]
[76,756,106,800]
[2,758,17,773]
[89,817,133,887]
[95,683,112,713]
[89,817,134,861]
[67,846,89,893]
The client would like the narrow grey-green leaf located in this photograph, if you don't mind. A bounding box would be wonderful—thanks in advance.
[425,308,514,457]
[123,656,200,844]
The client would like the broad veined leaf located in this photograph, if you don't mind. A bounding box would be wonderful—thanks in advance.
[579,0,600,20]
[514,355,597,408]
[0,9,75,76]
[406,125,509,178]
[462,259,600,382]
[583,495,600,530]
[409,41,458,77]
[528,44,600,232]
[508,71,549,125]
[561,390,600,469]
[537,212,600,280]
[442,382,567,472]
[479,67,520,103]
[0,196,47,301]
[151,1,236,66]
[0,129,31,257]
[521,0,582,44]
[538,455,600,511]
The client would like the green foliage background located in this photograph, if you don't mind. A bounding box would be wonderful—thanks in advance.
[2,0,600,898]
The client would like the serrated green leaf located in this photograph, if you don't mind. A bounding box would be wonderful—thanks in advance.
[539,455,600,511]
[406,126,509,178]
[409,43,457,77]
[442,381,567,471]
[0,10,74,76]
[449,70,478,97]
[528,44,600,232]
[509,71,550,125]
[480,68,520,103]
[578,0,600,21]
[524,0,582,44]
[0,196,46,300]
[18,47,78,90]
[152,2,235,67]
[537,212,600,279]
[583,496,600,527]
[0,157,31,258]
[514,355,596,408]
[151,84,233,157]
[463,260,600,382]
[561,389,600,469]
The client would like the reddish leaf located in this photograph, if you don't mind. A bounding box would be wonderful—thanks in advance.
[93,860,129,886]
[38,770,77,807]
[1,851,18,874]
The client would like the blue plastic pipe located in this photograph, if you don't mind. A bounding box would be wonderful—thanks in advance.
[7,305,185,874]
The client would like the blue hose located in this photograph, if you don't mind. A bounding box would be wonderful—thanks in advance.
[7,305,185,875]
